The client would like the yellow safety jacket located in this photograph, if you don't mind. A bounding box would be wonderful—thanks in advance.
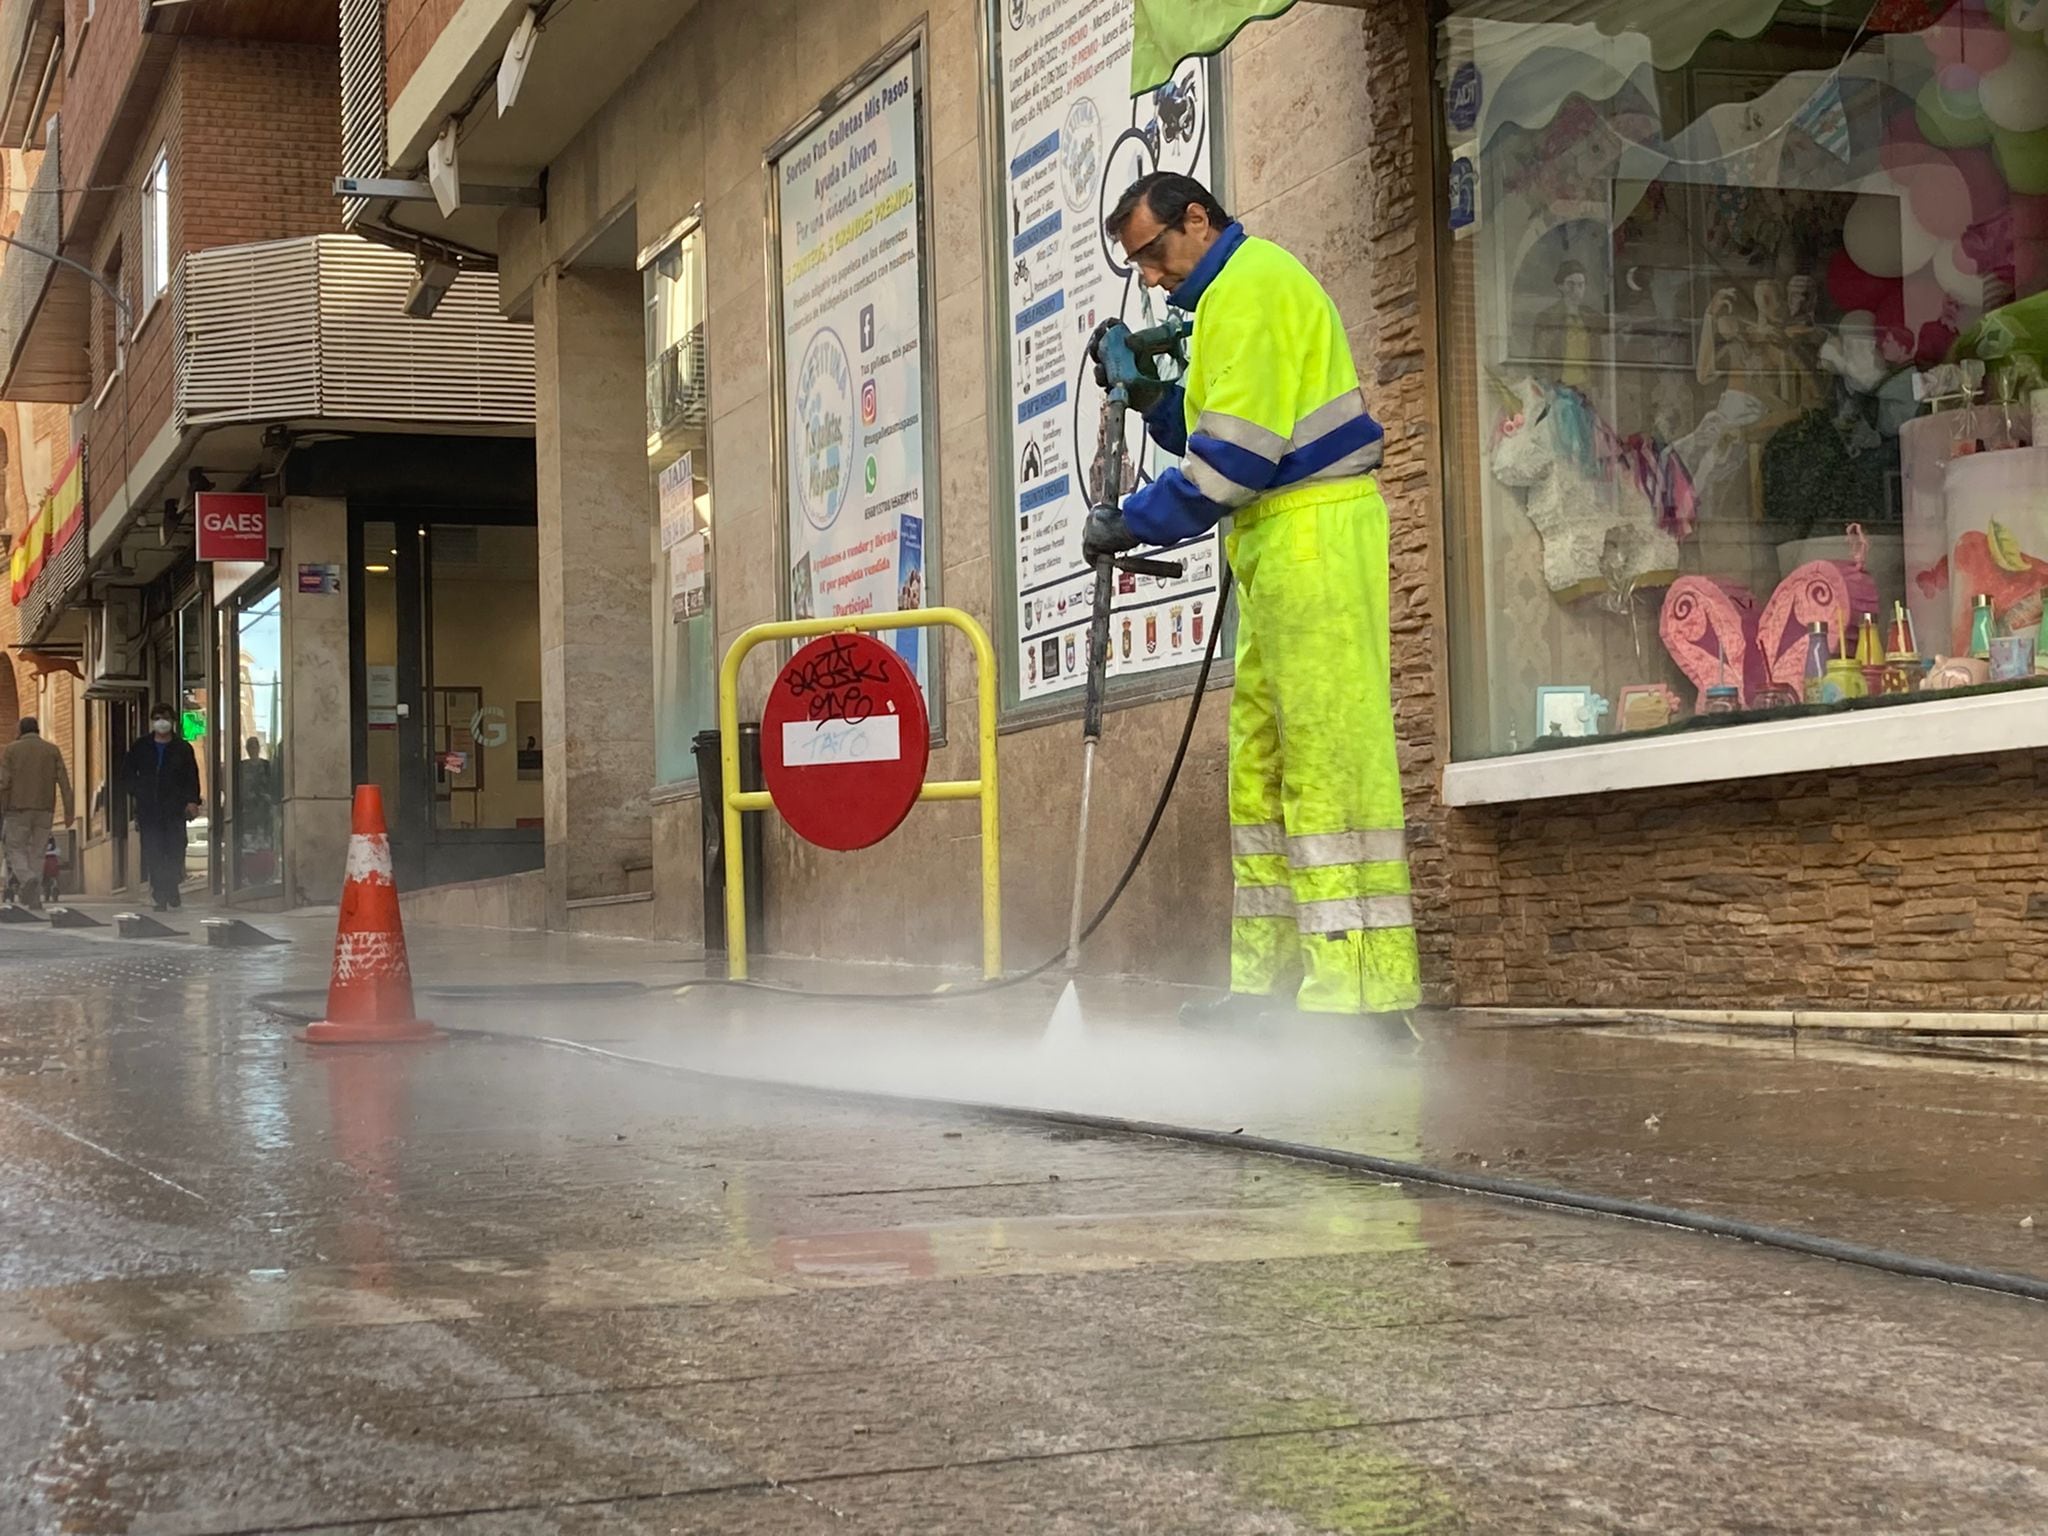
[1124,221,1385,545]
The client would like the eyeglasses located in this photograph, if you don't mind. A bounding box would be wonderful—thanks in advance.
[1122,216,1183,270]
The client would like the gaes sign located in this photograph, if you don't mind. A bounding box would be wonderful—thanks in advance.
[194,492,269,562]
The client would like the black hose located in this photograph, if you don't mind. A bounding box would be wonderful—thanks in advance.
[247,999,2048,1308]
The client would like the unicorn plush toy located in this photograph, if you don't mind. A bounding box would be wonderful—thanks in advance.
[1490,377,1686,601]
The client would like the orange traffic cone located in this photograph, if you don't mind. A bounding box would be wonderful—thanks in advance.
[302,786,435,1044]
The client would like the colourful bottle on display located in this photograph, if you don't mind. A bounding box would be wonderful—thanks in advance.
[1882,601,1919,696]
[1970,593,1994,661]
[1856,611,1884,695]
[1801,620,1831,704]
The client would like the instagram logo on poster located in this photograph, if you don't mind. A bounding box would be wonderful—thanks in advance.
[860,378,878,427]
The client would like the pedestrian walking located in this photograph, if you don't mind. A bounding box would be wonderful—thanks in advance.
[121,706,202,912]
[0,717,76,912]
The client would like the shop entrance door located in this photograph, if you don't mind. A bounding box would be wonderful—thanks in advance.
[355,515,545,892]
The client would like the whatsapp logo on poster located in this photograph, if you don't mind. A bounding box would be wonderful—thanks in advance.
[865,456,879,495]
[795,327,852,532]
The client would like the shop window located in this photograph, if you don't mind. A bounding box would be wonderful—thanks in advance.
[1439,0,2048,763]
[642,223,715,787]
[141,149,170,309]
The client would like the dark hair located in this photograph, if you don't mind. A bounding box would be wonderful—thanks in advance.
[17,716,37,735]
[246,735,263,756]
[151,704,174,720]
[1105,172,1231,244]
[1554,260,1587,285]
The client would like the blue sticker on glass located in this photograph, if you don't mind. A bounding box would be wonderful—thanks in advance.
[1448,157,1476,234]
[1448,62,1482,134]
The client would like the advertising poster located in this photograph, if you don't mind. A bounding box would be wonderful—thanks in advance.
[658,451,694,551]
[998,0,1221,702]
[671,532,708,621]
[774,47,933,696]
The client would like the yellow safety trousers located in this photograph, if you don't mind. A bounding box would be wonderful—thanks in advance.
[1226,474,1421,1015]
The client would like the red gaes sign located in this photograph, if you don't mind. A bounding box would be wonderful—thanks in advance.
[194,492,269,562]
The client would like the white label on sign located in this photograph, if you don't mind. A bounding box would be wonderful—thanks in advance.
[781,715,902,767]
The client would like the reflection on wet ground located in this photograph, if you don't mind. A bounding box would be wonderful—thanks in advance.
[3,922,2047,1532]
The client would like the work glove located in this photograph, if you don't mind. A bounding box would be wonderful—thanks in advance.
[1081,504,1140,568]
[1085,319,1121,390]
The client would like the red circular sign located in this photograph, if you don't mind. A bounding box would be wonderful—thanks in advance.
[761,632,931,851]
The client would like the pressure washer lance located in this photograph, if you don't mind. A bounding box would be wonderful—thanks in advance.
[1064,319,1193,971]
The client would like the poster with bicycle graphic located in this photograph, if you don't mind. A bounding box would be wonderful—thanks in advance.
[997,0,1223,703]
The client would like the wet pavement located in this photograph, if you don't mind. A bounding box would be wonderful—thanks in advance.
[3,915,2048,1533]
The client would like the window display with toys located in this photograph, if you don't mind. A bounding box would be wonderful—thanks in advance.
[1438,0,2048,760]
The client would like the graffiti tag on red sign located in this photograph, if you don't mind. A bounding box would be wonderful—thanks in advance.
[761,631,930,851]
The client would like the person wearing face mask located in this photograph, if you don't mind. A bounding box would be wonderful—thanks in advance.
[121,706,203,911]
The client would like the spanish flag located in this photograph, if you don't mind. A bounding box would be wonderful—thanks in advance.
[9,442,82,603]
[1131,0,1298,95]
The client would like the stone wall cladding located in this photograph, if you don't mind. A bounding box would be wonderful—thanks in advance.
[1450,754,2048,1011]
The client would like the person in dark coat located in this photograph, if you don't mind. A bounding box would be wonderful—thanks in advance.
[121,704,202,911]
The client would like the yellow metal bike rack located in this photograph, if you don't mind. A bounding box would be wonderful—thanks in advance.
[717,607,1001,981]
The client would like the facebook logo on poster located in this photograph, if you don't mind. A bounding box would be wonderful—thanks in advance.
[859,304,876,352]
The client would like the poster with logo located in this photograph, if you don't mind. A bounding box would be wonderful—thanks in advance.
[997,0,1222,703]
[774,45,934,697]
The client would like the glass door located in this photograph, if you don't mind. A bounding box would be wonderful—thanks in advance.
[353,513,543,890]
[176,595,215,892]
[223,579,284,895]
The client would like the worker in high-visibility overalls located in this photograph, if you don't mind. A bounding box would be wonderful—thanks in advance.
[1083,172,1420,1030]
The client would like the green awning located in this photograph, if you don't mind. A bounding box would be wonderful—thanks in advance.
[1131,0,1300,95]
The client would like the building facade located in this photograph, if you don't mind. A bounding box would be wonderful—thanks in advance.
[0,0,538,909]
[333,0,2048,1013]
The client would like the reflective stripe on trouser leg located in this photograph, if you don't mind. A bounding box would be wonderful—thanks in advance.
[1230,477,1422,1015]
[1227,543,1298,997]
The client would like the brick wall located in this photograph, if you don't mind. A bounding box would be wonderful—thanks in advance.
[57,0,156,238]
[83,54,180,524]
[177,40,343,249]
[79,39,342,525]
[1351,0,1461,1005]
[384,0,464,110]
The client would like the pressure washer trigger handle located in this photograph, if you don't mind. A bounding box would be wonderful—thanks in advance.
[1115,556,1185,580]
